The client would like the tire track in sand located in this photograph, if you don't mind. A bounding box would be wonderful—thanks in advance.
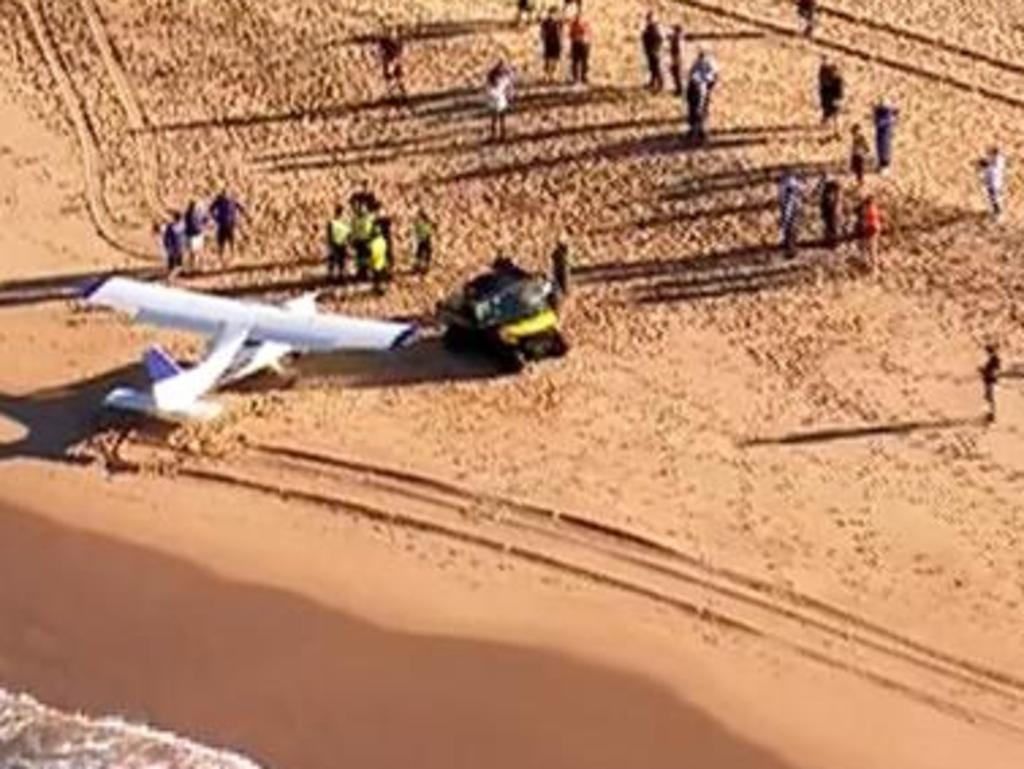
[678,0,1024,111]
[14,0,150,259]
[114,436,1024,737]
[74,0,161,216]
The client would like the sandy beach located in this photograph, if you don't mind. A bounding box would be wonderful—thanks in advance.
[3,0,1024,766]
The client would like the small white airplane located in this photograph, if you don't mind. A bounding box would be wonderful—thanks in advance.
[83,276,418,420]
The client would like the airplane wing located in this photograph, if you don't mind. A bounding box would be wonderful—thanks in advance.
[83,277,417,351]
[152,323,250,412]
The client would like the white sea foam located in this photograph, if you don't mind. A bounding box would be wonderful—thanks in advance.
[0,687,263,769]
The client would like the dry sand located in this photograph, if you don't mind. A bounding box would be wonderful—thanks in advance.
[3,0,1024,767]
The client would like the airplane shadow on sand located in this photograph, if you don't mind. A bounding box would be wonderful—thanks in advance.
[0,364,155,463]
[740,416,986,448]
[0,339,508,463]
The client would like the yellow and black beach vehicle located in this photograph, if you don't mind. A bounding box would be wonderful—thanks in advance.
[438,257,569,372]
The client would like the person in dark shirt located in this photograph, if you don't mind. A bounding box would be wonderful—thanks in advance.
[817,58,844,136]
[685,76,707,143]
[161,212,186,275]
[540,9,563,79]
[669,25,685,96]
[797,0,817,36]
[209,190,245,259]
[980,344,1001,423]
[850,123,870,186]
[818,174,841,247]
[379,30,405,96]
[641,12,664,92]
[550,240,571,300]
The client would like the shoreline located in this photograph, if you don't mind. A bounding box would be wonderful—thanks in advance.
[0,501,795,769]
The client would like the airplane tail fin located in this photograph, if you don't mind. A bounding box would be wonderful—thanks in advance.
[143,345,183,383]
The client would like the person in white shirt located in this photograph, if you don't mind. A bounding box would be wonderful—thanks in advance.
[778,171,803,258]
[486,60,516,142]
[981,147,1007,221]
[689,49,718,123]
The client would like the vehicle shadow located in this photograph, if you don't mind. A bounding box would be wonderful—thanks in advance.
[292,335,508,389]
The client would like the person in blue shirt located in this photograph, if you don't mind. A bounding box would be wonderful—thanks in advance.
[209,189,245,259]
[872,99,899,174]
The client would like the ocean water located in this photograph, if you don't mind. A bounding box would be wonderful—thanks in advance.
[0,688,262,769]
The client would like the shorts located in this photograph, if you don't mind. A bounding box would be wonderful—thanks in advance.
[216,226,235,248]
[488,89,509,113]
[188,234,204,253]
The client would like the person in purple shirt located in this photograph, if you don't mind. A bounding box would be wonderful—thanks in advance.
[209,189,245,259]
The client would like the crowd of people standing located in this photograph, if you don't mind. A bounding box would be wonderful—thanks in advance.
[159,190,245,276]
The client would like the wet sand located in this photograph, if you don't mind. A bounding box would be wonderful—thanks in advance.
[0,503,794,769]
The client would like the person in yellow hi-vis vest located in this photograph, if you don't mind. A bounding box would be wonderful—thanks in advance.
[350,206,377,281]
[325,205,350,284]
[368,224,389,295]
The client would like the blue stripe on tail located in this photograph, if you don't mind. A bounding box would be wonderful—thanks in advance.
[143,345,182,382]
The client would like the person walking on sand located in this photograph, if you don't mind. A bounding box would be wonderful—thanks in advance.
[379,28,406,97]
[209,189,245,260]
[850,123,870,187]
[980,344,1002,423]
[818,173,841,247]
[858,194,882,271]
[669,25,685,96]
[689,49,718,122]
[486,59,516,141]
[797,0,817,36]
[778,171,803,258]
[817,57,844,136]
[568,10,590,85]
[642,12,664,92]
[980,146,1007,221]
[872,98,899,175]
[540,8,564,79]
[183,199,207,271]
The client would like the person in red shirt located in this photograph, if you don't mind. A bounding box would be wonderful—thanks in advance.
[568,12,590,84]
[859,195,882,271]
